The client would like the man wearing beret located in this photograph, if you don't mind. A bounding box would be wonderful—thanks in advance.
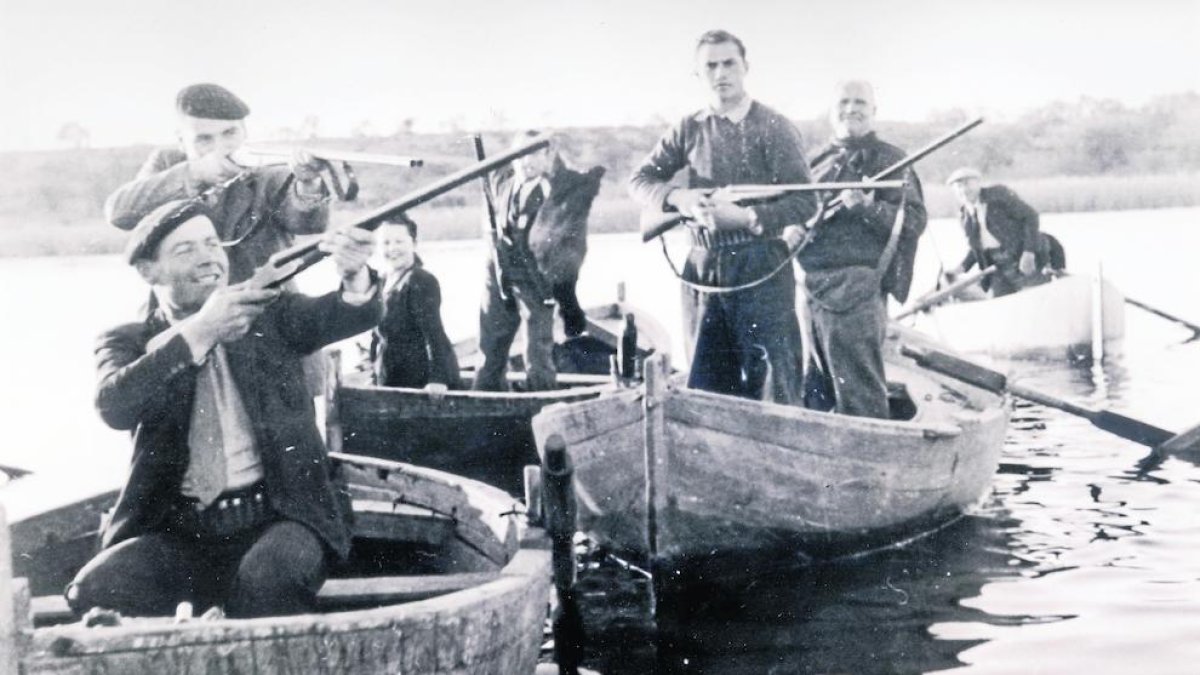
[104,83,330,283]
[945,167,1056,297]
[66,199,380,619]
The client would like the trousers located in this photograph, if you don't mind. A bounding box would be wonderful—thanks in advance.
[805,266,889,419]
[473,258,557,391]
[66,517,327,619]
[682,239,804,404]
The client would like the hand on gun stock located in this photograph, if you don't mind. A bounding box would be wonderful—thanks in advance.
[185,283,281,351]
[189,152,243,188]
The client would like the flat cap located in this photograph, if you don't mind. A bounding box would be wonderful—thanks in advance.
[945,167,982,185]
[125,199,214,264]
[175,83,250,120]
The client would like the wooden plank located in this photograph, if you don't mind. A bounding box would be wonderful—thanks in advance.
[1,504,17,675]
[642,354,670,568]
[317,572,499,609]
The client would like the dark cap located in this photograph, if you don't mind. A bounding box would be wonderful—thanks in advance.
[125,199,215,265]
[175,83,250,120]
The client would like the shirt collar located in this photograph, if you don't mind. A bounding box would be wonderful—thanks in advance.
[695,97,754,124]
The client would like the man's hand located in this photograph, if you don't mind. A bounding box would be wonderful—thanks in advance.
[423,382,448,400]
[289,149,327,197]
[702,199,753,231]
[781,225,807,249]
[319,227,375,291]
[666,188,714,221]
[1018,251,1037,275]
[941,268,964,286]
[184,282,281,354]
[838,189,874,210]
[188,152,242,188]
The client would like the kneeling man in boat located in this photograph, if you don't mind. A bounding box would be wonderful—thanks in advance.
[66,199,381,619]
[945,167,1061,297]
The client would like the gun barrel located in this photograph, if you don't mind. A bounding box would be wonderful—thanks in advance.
[243,146,424,168]
[639,179,906,242]
[261,135,551,288]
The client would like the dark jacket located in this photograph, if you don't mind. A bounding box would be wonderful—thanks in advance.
[370,262,460,389]
[957,184,1041,273]
[488,156,605,295]
[95,286,382,559]
[104,148,328,283]
[801,133,927,303]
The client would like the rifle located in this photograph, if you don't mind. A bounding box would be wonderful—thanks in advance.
[239,146,424,167]
[252,135,552,289]
[473,134,509,302]
[639,179,904,243]
[815,117,984,223]
[235,147,422,203]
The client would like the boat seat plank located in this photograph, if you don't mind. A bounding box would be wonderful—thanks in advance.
[28,571,502,625]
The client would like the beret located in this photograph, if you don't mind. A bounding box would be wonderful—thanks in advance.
[175,83,250,120]
[125,199,214,264]
[945,167,982,185]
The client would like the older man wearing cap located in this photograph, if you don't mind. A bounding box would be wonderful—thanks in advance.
[66,200,380,619]
[945,167,1055,297]
[104,83,329,283]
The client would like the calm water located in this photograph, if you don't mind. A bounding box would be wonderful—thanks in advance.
[2,208,1200,673]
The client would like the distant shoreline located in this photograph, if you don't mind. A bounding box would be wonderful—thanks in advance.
[3,173,1197,259]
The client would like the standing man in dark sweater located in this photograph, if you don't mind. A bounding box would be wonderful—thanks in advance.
[799,80,927,418]
[629,29,816,403]
[945,167,1052,296]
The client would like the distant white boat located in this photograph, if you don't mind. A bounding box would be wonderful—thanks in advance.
[907,274,1125,359]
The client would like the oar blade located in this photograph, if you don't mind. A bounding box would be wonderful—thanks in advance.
[1157,420,1200,457]
[1091,411,1175,448]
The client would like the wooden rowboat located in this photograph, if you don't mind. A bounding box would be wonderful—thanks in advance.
[330,300,670,495]
[2,453,550,674]
[906,274,1125,359]
[530,327,1009,571]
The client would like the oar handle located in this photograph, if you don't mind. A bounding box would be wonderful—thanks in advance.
[894,266,998,320]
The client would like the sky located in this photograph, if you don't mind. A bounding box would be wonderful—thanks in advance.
[1,0,1197,151]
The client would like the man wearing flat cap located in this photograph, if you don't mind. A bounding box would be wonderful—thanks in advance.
[66,200,380,619]
[104,83,330,283]
[945,167,1059,297]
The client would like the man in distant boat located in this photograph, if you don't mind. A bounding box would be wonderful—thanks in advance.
[628,29,816,403]
[944,167,1060,297]
[104,83,331,283]
[473,131,605,392]
[66,199,380,619]
[799,80,927,418]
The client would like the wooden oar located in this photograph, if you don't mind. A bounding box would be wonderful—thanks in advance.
[899,344,1200,455]
[894,266,997,320]
[1123,296,1200,340]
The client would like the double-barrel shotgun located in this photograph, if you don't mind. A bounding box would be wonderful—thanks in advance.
[250,135,552,289]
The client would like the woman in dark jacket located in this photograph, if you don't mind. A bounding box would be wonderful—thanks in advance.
[370,215,460,390]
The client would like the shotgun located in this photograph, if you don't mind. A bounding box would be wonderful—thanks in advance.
[473,134,510,302]
[816,117,984,223]
[239,146,424,168]
[639,179,904,243]
[254,135,552,289]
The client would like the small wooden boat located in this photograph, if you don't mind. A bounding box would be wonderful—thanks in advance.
[906,274,1125,359]
[330,300,670,494]
[2,453,550,675]
[530,326,1009,571]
